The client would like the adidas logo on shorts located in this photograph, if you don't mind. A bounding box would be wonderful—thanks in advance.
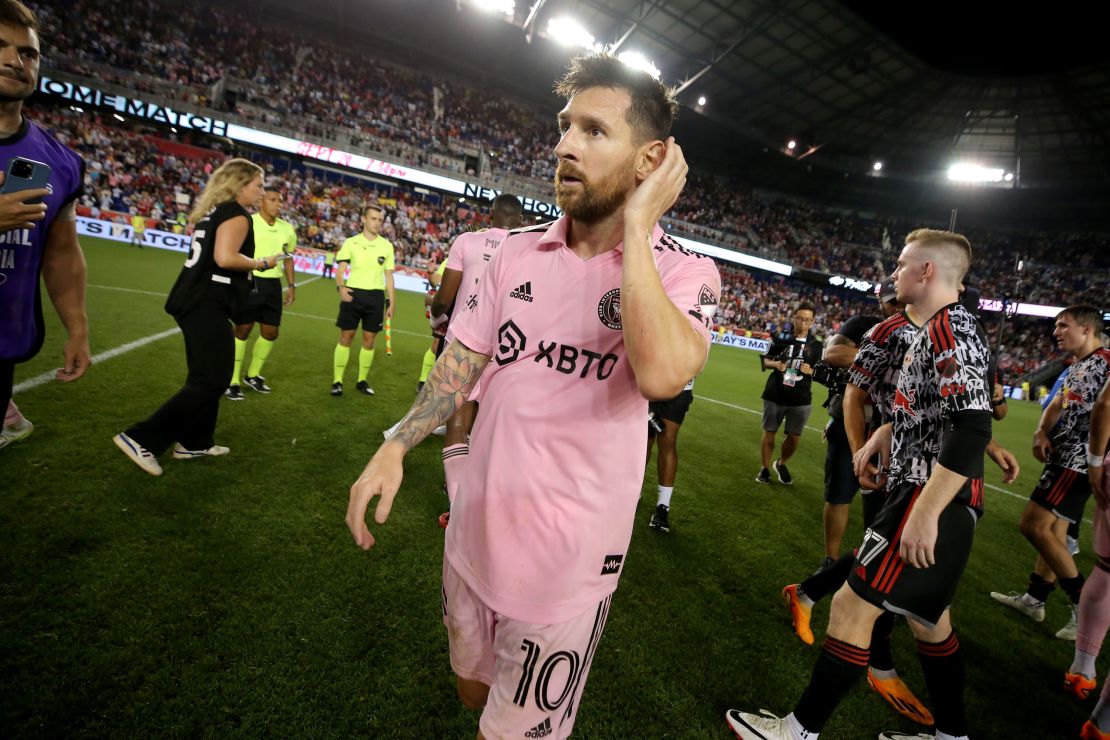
[510,282,534,302]
[525,717,552,737]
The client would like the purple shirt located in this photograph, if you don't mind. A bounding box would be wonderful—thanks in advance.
[0,117,86,362]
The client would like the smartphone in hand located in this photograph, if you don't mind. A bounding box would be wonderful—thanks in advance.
[1,157,52,203]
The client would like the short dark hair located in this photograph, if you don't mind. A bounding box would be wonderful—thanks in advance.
[1058,304,1103,331]
[492,193,522,216]
[0,0,38,31]
[795,302,816,316]
[554,54,678,143]
[362,204,383,217]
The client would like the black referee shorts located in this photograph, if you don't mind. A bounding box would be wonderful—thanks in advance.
[847,480,978,628]
[336,288,385,333]
[233,277,283,326]
[649,389,694,426]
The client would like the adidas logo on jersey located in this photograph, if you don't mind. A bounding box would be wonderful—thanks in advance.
[525,718,552,737]
[510,282,534,302]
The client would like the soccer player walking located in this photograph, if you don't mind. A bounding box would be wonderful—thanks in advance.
[990,306,1110,640]
[0,0,89,450]
[729,229,993,740]
[331,204,395,397]
[226,189,297,399]
[114,159,284,475]
[346,55,720,739]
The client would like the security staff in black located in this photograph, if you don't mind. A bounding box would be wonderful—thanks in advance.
[113,160,283,476]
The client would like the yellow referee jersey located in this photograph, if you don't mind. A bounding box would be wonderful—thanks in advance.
[337,233,395,291]
[251,214,297,279]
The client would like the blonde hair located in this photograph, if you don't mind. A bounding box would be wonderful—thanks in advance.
[189,158,264,225]
[904,228,972,286]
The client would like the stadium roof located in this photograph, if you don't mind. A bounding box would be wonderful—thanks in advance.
[265,0,1110,194]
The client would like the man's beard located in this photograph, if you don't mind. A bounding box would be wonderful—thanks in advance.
[554,160,632,224]
[0,73,33,104]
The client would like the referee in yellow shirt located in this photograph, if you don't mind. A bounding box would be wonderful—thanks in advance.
[332,204,395,397]
[226,189,297,399]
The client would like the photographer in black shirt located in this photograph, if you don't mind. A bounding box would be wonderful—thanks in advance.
[757,302,823,485]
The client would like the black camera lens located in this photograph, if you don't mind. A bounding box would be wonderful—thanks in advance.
[12,160,34,179]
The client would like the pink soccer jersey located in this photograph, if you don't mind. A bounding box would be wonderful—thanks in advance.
[447,217,722,624]
[445,227,509,327]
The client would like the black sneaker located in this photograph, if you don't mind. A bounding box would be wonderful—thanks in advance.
[755,467,771,484]
[774,459,793,485]
[244,375,272,394]
[225,385,245,401]
[330,382,343,397]
[356,380,375,396]
[648,504,670,533]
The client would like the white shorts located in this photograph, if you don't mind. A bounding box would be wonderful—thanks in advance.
[442,557,612,740]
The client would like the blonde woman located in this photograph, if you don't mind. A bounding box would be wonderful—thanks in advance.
[114,159,284,476]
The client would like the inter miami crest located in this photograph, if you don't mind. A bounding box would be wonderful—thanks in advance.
[597,288,621,330]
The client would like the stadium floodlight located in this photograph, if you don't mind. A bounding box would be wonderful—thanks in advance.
[617,51,661,80]
[547,17,600,51]
[947,163,1005,183]
[113,113,125,122]
[470,0,514,15]
[872,161,883,171]
[697,95,707,106]
[1004,172,1014,182]
[786,139,797,150]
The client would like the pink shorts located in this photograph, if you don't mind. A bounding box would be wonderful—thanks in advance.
[442,557,612,739]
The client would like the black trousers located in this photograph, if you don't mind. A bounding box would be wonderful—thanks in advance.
[1,361,13,419]
[126,286,234,455]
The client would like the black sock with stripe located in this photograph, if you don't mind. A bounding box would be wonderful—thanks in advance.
[1027,572,1056,602]
[793,636,868,732]
[867,611,896,672]
[799,554,853,601]
[917,631,966,737]
[1060,573,1085,605]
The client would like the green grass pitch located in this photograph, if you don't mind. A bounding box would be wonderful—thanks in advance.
[1,237,1095,737]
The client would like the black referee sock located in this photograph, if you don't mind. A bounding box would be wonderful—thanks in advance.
[1027,572,1056,603]
[800,553,854,602]
[793,636,868,733]
[1061,574,1086,605]
[917,631,967,737]
[868,611,897,672]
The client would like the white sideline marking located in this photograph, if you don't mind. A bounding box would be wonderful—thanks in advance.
[89,283,165,297]
[13,327,181,394]
[694,394,1039,509]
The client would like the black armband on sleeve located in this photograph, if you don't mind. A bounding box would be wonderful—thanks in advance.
[938,409,993,477]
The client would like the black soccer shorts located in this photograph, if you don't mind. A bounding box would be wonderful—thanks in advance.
[336,288,385,333]
[1030,463,1092,524]
[649,389,694,426]
[233,277,283,326]
[847,480,978,628]
[824,416,859,505]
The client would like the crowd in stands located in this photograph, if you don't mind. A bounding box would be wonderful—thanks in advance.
[33,104,1065,380]
[30,0,1110,312]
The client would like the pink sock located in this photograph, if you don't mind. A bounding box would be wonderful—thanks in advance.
[442,443,468,503]
[1078,566,1110,656]
[5,401,24,427]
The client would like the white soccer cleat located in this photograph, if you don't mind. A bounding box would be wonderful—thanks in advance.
[0,416,34,450]
[1057,605,1078,641]
[878,732,934,739]
[382,420,402,439]
[989,591,1045,622]
[725,709,794,739]
[114,433,163,476]
[172,443,230,460]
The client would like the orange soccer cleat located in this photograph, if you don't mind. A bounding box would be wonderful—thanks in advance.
[1066,672,1098,701]
[1081,720,1110,739]
[782,584,814,646]
[867,669,935,726]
